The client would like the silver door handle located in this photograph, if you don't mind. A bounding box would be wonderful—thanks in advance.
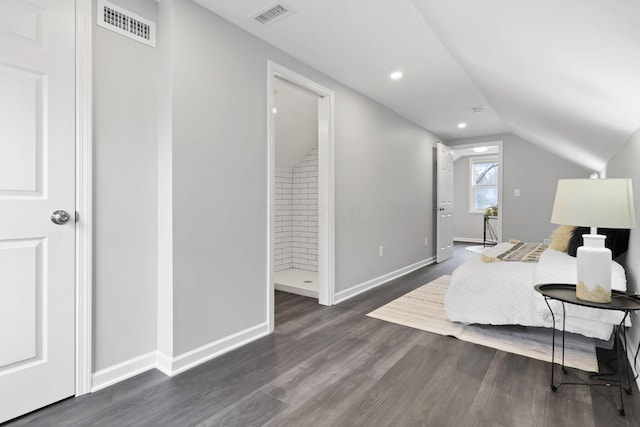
[51,210,71,225]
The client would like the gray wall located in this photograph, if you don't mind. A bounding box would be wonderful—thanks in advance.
[603,126,640,366]
[93,0,159,371]
[447,133,591,242]
[169,0,268,353]
[335,91,435,288]
[165,0,437,355]
[452,155,493,241]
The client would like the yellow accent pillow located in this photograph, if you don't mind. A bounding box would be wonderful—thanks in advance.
[549,225,575,252]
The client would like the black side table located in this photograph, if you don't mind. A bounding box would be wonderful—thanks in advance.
[534,283,640,416]
[483,215,498,247]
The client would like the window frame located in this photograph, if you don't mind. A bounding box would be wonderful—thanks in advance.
[469,156,499,214]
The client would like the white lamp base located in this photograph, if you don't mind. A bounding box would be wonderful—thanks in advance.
[576,234,612,303]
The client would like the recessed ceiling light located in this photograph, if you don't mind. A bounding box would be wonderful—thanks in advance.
[457,122,467,129]
[473,146,488,153]
[272,108,277,114]
[390,71,403,80]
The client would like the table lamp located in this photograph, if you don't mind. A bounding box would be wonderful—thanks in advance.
[550,178,636,303]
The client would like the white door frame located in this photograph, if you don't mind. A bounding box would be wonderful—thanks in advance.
[450,140,504,243]
[266,61,335,332]
[75,0,93,396]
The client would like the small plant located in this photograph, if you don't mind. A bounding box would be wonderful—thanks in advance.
[485,205,498,216]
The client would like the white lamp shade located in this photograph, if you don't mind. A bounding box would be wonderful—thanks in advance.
[550,179,636,229]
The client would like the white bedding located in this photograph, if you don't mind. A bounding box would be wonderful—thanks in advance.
[444,242,628,340]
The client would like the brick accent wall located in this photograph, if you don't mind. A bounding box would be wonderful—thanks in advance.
[274,147,318,273]
[291,147,318,272]
[274,169,292,271]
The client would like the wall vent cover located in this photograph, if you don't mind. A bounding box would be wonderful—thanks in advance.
[97,0,156,47]
[253,3,294,25]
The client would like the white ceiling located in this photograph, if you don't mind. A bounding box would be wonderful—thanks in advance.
[453,145,499,163]
[414,0,640,172]
[274,78,318,170]
[194,0,640,172]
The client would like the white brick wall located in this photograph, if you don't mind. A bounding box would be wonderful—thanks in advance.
[291,147,318,272]
[274,169,292,271]
[274,147,319,273]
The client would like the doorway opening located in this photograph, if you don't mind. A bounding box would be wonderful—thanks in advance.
[450,141,504,244]
[272,77,320,298]
[267,62,335,332]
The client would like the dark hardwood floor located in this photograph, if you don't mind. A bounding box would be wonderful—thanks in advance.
[7,243,640,426]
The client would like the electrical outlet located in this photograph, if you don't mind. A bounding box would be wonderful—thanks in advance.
[424,237,428,246]
[379,246,384,257]
[514,188,521,197]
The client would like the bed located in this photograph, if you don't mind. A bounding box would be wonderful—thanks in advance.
[444,242,628,340]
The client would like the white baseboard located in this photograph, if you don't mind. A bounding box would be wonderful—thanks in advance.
[453,237,484,244]
[91,351,157,392]
[92,322,270,391]
[155,351,173,377]
[275,283,318,298]
[164,322,270,376]
[334,257,436,304]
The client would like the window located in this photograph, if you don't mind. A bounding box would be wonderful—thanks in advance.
[470,157,499,213]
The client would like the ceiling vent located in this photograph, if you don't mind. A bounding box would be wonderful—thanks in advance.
[97,0,156,47]
[253,3,294,25]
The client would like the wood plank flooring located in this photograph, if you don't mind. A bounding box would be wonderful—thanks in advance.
[7,244,640,426]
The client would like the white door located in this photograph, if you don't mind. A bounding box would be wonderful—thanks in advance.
[436,142,454,263]
[0,0,76,422]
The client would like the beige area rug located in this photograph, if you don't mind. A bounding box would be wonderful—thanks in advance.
[367,275,598,372]
[465,245,487,254]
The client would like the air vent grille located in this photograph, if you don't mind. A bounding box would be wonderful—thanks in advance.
[253,3,293,25]
[97,0,156,47]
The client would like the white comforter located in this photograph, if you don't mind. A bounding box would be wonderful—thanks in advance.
[444,243,628,340]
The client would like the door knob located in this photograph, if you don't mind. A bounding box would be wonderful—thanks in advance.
[51,210,71,225]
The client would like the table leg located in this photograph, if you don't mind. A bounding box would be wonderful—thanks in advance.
[622,315,633,395]
[616,312,630,415]
[561,303,567,374]
[544,296,558,391]
[483,216,487,247]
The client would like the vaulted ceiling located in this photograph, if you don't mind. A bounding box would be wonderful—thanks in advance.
[194,0,640,172]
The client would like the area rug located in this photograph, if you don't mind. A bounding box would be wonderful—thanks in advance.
[367,275,598,372]
[465,245,487,254]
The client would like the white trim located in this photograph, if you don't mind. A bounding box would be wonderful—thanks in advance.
[318,95,336,306]
[275,283,318,299]
[91,352,156,392]
[453,237,485,244]
[267,64,275,332]
[94,324,271,390]
[156,0,174,365]
[155,352,173,377]
[451,140,504,243]
[334,257,437,304]
[497,142,504,243]
[75,0,93,397]
[267,61,336,333]
[161,323,270,376]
